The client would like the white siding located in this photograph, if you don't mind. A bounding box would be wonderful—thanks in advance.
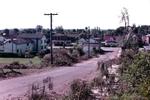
[0,36,5,52]
[41,36,47,50]
[0,36,5,41]
[0,45,4,52]
[4,42,16,53]
[82,44,99,53]
[4,42,34,54]
[15,43,34,54]
[37,36,47,51]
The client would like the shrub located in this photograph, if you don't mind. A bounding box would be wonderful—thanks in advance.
[77,47,85,56]
[42,54,51,66]
[38,49,50,58]
[64,79,94,100]
[42,49,78,66]
[113,50,150,99]
[80,54,89,60]
[110,93,148,100]
[91,76,104,87]
[123,52,150,99]
[27,77,57,100]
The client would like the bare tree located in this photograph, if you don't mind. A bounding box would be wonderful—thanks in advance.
[120,7,130,30]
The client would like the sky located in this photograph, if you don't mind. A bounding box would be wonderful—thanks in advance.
[0,0,150,29]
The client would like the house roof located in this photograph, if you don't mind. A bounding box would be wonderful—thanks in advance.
[103,35,115,41]
[78,38,86,43]
[53,33,65,37]
[79,38,98,44]
[3,38,33,45]
[12,39,32,44]
[17,33,44,39]
[53,33,79,38]
[0,33,18,39]
[66,33,79,38]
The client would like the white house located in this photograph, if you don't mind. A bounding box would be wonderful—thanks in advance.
[3,39,33,54]
[17,33,47,52]
[0,32,47,55]
[78,38,100,53]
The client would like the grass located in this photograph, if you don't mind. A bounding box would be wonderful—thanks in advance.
[0,56,41,65]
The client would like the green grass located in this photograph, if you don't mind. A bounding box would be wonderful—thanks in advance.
[0,56,41,65]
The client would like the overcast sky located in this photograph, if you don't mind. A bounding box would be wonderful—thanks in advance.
[0,0,150,29]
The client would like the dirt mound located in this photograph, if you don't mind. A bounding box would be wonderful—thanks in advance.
[4,61,28,69]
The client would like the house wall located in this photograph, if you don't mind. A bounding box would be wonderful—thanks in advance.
[15,43,33,54]
[0,36,5,41]
[4,42,33,54]
[0,35,47,54]
[82,44,99,53]
[4,42,16,53]
[38,36,47,51]
[0,36,5,52]
[0,45,4,52]
[32,36,47,52]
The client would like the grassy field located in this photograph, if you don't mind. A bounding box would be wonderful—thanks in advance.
[0,56,41,65]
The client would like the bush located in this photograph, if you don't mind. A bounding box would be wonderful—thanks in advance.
[38,49,50,58]
[77,47,85,56]
[64,79,94,100]
[115,50,150,99]
[110,93,148,100]
[121,33,140,50]
[123,52,150,99]
[80,54,90,60]
[91,76,104,87]
[42,49,78,66]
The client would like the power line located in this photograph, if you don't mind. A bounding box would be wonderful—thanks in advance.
[44,13,58,64]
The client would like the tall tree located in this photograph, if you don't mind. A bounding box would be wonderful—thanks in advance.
[55,26,64,33]
[36,25,43,33]
[3,29,10,36]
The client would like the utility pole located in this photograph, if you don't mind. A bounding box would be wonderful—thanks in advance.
[86,27,90,58]
[44,13,58,64]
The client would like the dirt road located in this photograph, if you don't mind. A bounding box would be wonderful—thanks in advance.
[0,47,121,99]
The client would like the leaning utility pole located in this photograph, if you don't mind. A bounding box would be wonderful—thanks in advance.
[44,13,58,64]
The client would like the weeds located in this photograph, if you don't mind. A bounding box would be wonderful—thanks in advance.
[27,77,54,100]
[64,79,95,100]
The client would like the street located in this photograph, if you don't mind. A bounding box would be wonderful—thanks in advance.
[0,47,121,99]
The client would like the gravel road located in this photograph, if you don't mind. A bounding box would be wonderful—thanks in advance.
[0,47,121,100]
